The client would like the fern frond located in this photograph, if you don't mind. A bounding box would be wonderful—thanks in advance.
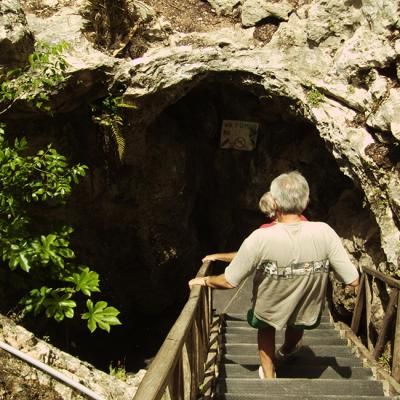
[110,121,125,161]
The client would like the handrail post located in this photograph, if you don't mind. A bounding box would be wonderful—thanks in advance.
[349,266,400,384]
[351,273,366,334]
[392,293,400,382]
[373,288,398,360]
[365,274,373,351]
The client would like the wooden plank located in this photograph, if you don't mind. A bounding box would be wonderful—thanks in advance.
[365,275,373,351]
[392,293,400,383]
[373,288,398,360]
[351,274,366,334]
[161,385,172,400]
[189,322,198,400]
[175,355,182,400]
[196,311,204,381]
[182,342,191,400]
[362,265,400,289]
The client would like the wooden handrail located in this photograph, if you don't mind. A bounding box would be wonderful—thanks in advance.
[350,265,400,383]
[361,265,400,290]
[133,262,213,400]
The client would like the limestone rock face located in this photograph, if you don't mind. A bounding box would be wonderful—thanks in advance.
[0,0,34,67]
[241,0,294,27]
[206,0,241,16]
[367,89,400,141]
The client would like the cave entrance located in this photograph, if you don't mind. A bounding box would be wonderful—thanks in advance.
[35,78,379,375]
[145,78,358,261]
[132,77,384,369]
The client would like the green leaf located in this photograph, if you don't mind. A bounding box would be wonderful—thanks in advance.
[82,300,122,333]
[64,267,100,296]
[44,291,76,321]
[18,252,31,272]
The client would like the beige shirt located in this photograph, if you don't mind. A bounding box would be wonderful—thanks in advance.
[224,221,359,329]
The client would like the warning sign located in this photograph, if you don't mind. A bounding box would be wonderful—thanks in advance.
[220,120,259,151]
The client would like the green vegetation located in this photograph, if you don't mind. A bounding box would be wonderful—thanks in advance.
[91,95,135,161]
[109,360,127,380]
[0,41,70,114]
[0,124,121,332]
[0,40,121,333]
[307,86,324,107]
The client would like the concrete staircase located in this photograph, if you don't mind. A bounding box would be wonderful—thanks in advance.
[215,312,394,400]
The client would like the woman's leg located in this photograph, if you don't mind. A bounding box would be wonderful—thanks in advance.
[257,326,276,378]
[281,326,303,354]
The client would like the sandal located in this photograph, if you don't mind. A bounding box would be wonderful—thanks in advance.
[275,343,302,363]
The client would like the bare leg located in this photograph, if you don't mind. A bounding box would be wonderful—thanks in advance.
[281,326,304,354]
[257,327,276,379]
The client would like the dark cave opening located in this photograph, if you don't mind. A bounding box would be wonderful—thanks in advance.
[152,80,358,254]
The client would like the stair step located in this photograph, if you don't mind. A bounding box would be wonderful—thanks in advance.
[216,378,385,396]
[223,333,346,346]
[223,326,340,337]
[219,364,373,379]
[225,313,331,323]
[222,354,363,366]
[224,320,334,329]
[215,395,391,400]
[223,344,354,357]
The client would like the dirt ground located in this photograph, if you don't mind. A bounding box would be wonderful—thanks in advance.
[142,0,290,45]
[143,0,240,32]
[143,0,282,42]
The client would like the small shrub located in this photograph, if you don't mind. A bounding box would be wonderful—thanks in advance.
[109,361,127,381]
[0,41,70,114]
[0,124,121,333]
[307,86,324,106]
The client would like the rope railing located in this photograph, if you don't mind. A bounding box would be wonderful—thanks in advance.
[133,261,214,400]
[350,265,400,383]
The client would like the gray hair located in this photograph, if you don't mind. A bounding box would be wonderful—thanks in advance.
[258,192,276,219]
[270,171,309,214]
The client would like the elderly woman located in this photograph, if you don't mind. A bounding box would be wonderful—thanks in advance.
[189,171,359,379]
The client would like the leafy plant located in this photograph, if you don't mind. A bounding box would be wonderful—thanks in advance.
[0,41,70,114]
[0,124,121,332]
[307,86,324,107]
[82,299,121,333]
[109,360,127,381]
[91,95,135,161]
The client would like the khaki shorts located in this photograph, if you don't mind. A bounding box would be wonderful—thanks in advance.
[246,309,321,330]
